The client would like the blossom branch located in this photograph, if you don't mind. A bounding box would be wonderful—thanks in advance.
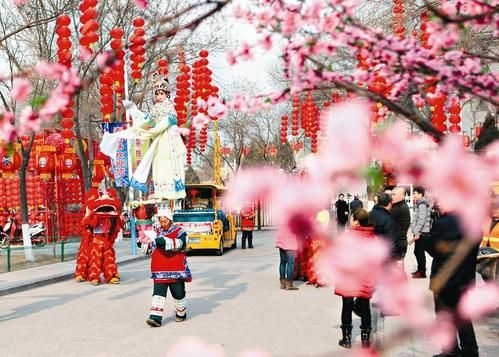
[424,0,499,24]
[0,2,75,44]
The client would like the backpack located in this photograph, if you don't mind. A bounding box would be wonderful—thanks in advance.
[429,205,440,229]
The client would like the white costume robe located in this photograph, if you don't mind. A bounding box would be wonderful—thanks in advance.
[100,100,186,200]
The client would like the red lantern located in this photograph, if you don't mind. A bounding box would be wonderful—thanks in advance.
[36,152,55,180]
[0,149,22,176]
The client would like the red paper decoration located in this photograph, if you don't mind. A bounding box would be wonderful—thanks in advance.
[420,12,430,49]
[174,57,191,127]
[130,18,146,82]
[109,27,125,110]
[280,114,288,144]
[56,14,74,139]
[392,0,406,39]
[79,0,99,52]
[448,97,462,134]
[291,96,300,137]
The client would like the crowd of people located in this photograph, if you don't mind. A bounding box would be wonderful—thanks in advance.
[271,187,495,355]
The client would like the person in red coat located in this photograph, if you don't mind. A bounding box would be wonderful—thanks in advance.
[335,208,374,349]
[240,202,255,249]
[145,207,191,327]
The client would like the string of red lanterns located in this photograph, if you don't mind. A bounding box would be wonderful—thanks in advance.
[174,55,191,127]
[392,0,406,39]
[79,0,99,52]
[109,27,125,112]
[448,97,462,134]
[56,14,75,140]
[291,96,300,137]
[280,114,288,144]
[130,18,146,82]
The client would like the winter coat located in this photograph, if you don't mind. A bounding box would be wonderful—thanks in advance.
[425,213,479,295]
[412,198,431,234]
[334,226,375,299]
[481,217,499,249]
[349,199,363,214]
[275,230,298,251]
[391,200,411,250]
[368,204,396,256]
[335,199,349,223]
[240,206,255,231]
[151,224,192,284]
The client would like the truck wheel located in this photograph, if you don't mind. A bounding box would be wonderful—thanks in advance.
[231,232,237,249]
[216,239,224,256]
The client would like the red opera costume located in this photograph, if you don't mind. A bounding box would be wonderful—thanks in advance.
[74,188,123,285]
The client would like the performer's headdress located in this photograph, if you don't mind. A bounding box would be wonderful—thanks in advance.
[152,73,170,94]
[157,206,173,220]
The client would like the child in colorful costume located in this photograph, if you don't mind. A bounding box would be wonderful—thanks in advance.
[145,207,191,327]
[74,188,123,285]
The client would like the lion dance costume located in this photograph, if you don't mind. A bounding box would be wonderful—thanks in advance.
[74,188,124,285]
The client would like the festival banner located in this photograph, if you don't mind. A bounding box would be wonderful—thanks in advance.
[102,122,129,187]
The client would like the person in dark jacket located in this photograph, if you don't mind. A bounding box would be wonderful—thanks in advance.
[390,187,411,261]
[349,194,363,214]
[335,193,349,233]
[425,209,479,357]
[368,193,396,257]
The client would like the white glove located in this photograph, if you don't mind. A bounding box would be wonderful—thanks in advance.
[122,100,136,111]
[174,238,184,250]
[163,239,174,251]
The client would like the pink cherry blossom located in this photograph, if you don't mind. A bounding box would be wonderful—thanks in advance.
[165,337,224,357]
[11,0,28,6]
[34,61,66,79]
[133,0,148,10]
[428,311,456,352]
[375,264,434,328]
[174,127,190,137]
[314,231,390,295]
[226,51,237,66]
[306,100,371,181]
[224,168,283,209]
[78,45,93,61]
[11,78,32,102]
[0,112,16,142]
[238,350,272,357]
[18,106,38,132]
[353,347,380,357]
[207,96,227,119]
[421,135,493,237]
[458,282,499,320]
[192,113,210,129]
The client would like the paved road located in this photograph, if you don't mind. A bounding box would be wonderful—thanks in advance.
[0,231,345,357]
[0,231,497,356]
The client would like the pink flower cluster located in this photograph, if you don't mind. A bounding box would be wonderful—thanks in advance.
[228,0,499,108]
[1,62,81,142]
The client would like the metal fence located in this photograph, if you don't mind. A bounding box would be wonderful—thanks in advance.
[0,239,80,273]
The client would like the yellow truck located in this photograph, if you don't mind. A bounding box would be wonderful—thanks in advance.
[173,184,236,255]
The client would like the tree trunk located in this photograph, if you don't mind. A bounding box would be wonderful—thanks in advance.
[19,134,35,262]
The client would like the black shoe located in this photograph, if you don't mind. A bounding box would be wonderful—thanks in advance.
[175,313,187,322]
[248,246,254,249]
[338,325,352,349]
[242,247,246,249]
[412,271,427,279]
[146,318,161,327]
[361,327,372,348]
